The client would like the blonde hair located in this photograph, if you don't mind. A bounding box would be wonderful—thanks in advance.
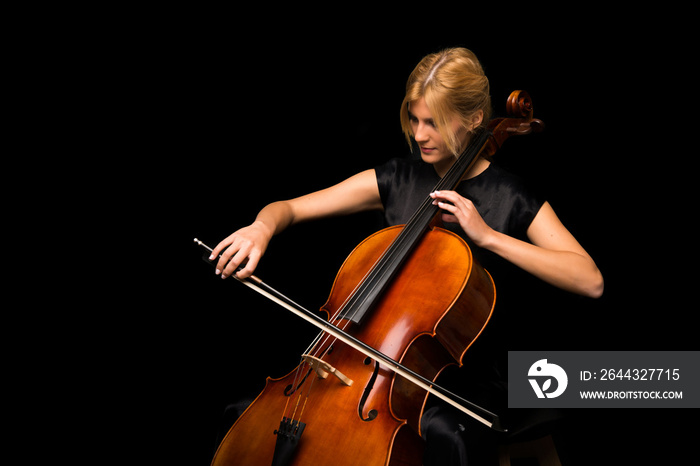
[400,47,492,156]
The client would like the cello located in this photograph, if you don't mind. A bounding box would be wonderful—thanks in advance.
[197,90,543,466]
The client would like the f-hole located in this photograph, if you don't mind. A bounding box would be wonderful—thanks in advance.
[359,358,379,421]
[284,368,313,396]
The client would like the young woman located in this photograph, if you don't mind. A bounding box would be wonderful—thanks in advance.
[210,47,603,465]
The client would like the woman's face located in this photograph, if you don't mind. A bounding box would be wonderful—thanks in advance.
[408,97,470,175]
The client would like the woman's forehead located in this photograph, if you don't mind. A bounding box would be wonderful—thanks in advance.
[407,98,432,119]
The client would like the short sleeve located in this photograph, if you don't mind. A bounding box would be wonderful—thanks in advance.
[456,163,545,240]
[374,158,400,208]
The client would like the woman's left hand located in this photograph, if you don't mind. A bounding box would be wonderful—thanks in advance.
[430,190,495,247]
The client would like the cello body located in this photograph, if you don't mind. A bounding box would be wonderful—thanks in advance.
[211,225,495,466]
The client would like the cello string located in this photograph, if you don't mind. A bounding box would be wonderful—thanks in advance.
[292,361,319,423]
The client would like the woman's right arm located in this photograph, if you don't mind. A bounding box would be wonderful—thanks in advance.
[211,169,383,279]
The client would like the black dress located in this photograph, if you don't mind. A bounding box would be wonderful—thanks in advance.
[375,157,545,465]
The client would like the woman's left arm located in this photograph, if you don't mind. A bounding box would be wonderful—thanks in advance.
[432,192,604,298]
[491,201,604,298]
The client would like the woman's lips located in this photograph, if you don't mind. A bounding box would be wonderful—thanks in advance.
[420,146,436,154]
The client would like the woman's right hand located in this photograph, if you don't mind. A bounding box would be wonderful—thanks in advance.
[209,220,273,279]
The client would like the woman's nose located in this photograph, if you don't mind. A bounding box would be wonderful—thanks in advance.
[414,123,429,143]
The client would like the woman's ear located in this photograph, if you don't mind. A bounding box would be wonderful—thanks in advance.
[469,110,484,131]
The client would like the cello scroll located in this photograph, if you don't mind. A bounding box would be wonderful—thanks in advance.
[484,90,544,156]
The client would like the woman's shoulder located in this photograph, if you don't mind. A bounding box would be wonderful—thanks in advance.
[476,162,536,196]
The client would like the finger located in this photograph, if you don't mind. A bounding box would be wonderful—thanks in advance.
[210,236,234,261]
[441,212,459,223]
[430,190,461,203]
[221,245,249,279]
[436,200,458,214]
[216,239,243,276]
[235,249,262,279]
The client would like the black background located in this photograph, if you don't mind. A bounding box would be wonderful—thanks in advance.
[124,12,696,465]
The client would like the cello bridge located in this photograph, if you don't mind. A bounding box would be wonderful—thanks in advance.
[302,354,354,386]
